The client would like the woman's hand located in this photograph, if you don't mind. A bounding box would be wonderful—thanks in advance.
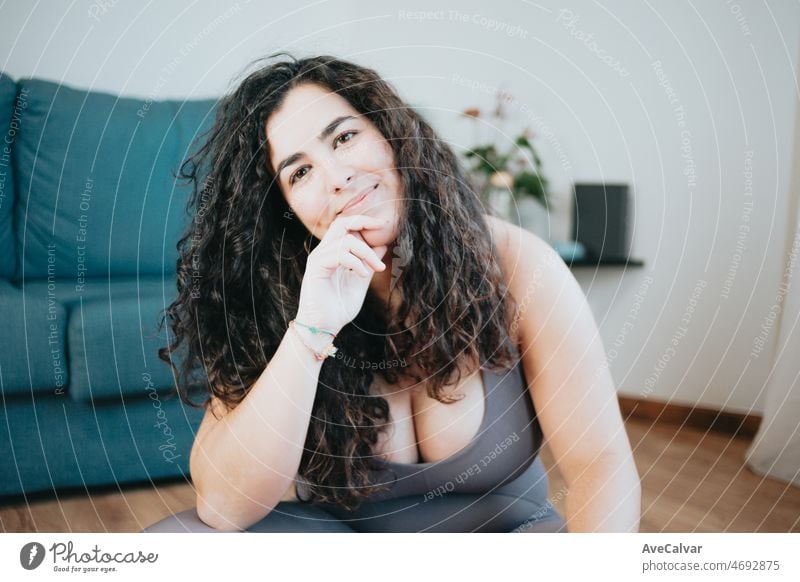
[295,214,388,335]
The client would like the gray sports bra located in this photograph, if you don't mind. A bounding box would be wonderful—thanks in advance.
[338,350,543,504]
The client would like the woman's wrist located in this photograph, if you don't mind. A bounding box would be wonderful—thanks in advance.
[285,323,329,364]
[288,319,339,361]
[293,310,342,338]
[291,319,338,338]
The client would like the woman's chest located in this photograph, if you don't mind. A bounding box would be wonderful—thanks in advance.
[371,366,487,464]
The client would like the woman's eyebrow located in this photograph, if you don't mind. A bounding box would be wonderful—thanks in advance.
[275,115,356,176]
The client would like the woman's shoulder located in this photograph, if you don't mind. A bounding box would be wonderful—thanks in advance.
[482,213,557,284]
[483,212,588,349]
[483,212,549,248]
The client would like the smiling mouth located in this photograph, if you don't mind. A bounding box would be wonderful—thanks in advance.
[340,183,378,215]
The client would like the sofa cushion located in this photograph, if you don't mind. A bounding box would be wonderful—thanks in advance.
[0,280,67,396]
[67,293,179,402]
[16,275,174,311]
[16,276,185,401]
[13,78,217,281]
[0,73,18,278]
[0,390,204,497]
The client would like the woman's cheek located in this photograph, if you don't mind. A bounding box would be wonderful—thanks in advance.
[302,200,333,233]
[370,140,394,171]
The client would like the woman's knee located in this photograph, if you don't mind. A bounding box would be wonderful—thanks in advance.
[246,502,355,532]
[142,508,224,533]
[510,504,567,533]
[143,502,355,533]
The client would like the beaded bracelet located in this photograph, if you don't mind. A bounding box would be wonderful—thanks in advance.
[289,320,338,360]
[292,319,337,338]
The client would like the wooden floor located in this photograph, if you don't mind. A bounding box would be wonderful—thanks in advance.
[1,417,798,532]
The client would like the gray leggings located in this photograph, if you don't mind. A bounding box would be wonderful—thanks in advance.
[143,457,566,533]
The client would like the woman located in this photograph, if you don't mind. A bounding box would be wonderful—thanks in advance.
[145,53,641,533]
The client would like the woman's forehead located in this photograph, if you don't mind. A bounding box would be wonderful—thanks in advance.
[266,84,358,150]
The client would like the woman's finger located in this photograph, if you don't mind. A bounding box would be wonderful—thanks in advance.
[324,214,386,242]
[338,252,372,277]
[341,235,386,271]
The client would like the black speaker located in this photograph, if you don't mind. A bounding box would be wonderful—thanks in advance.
[571,183,630,261]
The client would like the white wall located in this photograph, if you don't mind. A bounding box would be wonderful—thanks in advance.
[2,0,799,414]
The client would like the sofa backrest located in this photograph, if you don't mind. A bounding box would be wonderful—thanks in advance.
[0,73,18,278]
[11,77,217,281]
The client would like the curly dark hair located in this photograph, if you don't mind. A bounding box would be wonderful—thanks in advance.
[158,52,522,511]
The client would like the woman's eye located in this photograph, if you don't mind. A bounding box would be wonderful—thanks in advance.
[290,166,309,185]
[335,130,357,147]
[288,132,357,185]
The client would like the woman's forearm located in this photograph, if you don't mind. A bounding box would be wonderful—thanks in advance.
[192,325,327,530]
[563,454,642,532]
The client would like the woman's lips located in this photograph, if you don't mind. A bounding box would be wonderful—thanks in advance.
[340,183,378,215]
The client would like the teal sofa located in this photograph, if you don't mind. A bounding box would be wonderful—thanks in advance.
[0,73,214,499]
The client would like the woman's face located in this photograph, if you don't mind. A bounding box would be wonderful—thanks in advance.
[266,83,403,248]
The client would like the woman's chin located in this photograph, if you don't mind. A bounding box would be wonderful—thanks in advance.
[362,229,393,248]
[365,214,399,247]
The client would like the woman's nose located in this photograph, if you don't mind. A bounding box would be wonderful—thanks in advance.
[327,164,355,193]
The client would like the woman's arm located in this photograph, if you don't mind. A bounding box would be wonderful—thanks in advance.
[192,215,387,530]
[489,216,642,532]
[191,323,327,531]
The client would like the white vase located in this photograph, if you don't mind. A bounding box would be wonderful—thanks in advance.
[515,197,550,241]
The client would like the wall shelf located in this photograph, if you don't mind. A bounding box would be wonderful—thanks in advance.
[562,257,645,268]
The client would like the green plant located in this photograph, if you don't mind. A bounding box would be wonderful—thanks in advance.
[461,93,550,207]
